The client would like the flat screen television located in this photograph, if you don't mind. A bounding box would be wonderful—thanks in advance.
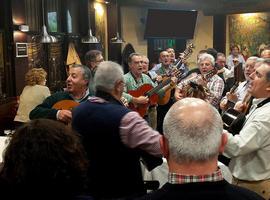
[144,9,198,39]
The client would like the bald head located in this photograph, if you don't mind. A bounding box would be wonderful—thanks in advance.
[163,98,223,164]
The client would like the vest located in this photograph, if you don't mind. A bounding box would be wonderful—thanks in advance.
[72,99,146,199]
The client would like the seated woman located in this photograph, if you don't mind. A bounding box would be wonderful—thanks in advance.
[14,68,50,125]
[0,119,92,200]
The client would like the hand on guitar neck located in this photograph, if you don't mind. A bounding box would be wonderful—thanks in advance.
[233,92,252,113]
[233,101,248,113]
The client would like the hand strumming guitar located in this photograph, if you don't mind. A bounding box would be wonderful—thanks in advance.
[57,110,72,124]
[233,101,247,113]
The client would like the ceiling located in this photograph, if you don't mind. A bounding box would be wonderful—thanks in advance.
[118,0,270,15]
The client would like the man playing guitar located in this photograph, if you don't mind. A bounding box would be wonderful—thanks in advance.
[220,56,258,112]
[122,53,177,123]
[175,53,224,109]
[30,64,91,124]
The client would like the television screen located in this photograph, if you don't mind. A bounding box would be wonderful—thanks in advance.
[144,9,197,39]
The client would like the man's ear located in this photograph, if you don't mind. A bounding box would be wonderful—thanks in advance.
[160,135,169,158]
[114,80,122,92]
[219,132,228,154]
[266,84,270,92]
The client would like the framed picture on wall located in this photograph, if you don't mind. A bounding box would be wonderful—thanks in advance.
[16,43,28,57]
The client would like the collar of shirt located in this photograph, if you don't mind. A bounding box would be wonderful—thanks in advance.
[70,89,90,103]
[248,97,269,113]
[88,96,106,103]
[168,168,223,184]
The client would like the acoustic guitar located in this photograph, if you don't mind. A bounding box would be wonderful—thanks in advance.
[222,93,252,135]
[128,79,174,117]
[52,100,80,125]
[52,99,79,110]
[180,68,217,100]
[158,43,194,105]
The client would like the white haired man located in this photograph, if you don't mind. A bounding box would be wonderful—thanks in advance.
[175,53,224,109]
[137,98,263,200]
[220,56,259,111]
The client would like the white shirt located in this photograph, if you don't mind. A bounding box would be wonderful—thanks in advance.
[222,80,249,103]
[223,98,270,181]
[227,54,246,70]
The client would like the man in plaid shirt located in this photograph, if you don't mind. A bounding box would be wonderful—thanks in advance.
[175,53,224,109]
[137,98,263,200]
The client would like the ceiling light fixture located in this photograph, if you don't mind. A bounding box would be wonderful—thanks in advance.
[32,0,58,43]
[81,3,100,44]
[110,0,125,44]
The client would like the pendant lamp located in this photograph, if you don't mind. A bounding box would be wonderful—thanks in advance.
[81,29,99,44]
[32,0,58,43]
[110,0,124,44]
[81,3,99,44]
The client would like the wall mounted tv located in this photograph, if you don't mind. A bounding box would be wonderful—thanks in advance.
[144,9,198,39]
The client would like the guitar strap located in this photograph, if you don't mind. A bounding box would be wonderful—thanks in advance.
[256,97,270,108]
[241,97,270,131]
[245,96,254,115]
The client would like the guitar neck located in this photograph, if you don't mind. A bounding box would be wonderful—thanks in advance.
[146,78,171,97]
[229,82,239,93]
[173,44,194,69]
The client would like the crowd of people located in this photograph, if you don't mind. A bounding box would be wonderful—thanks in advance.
[2,45,270,199]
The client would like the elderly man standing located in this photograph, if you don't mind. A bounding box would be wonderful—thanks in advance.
[223,59,270,199]
[30,64,91,124]
[137,98,263,200]
[72,61,163,199]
